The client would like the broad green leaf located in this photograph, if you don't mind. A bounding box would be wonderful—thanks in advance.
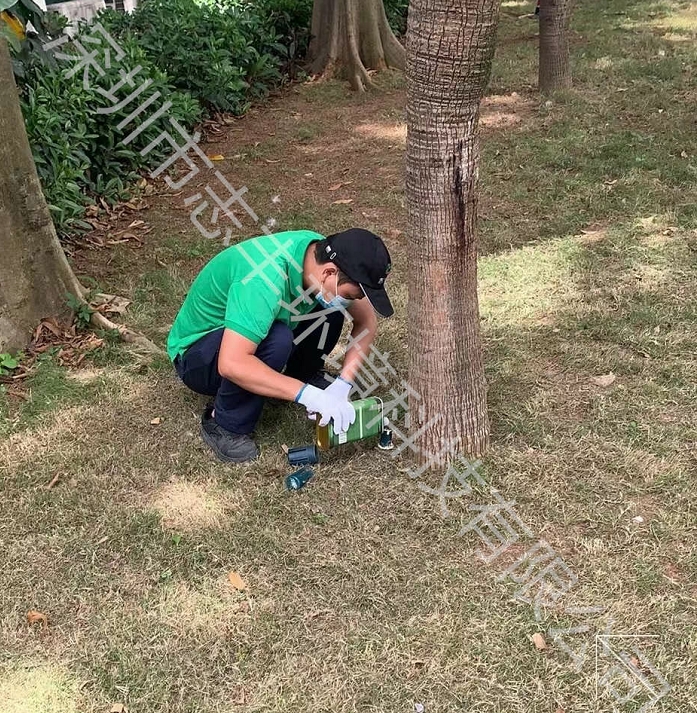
[18,0,45,14]
[0,23,21,51]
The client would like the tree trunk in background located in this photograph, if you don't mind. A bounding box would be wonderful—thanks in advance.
[405,0,499,461]
[0,38,77,352]
[538,0,572,93]
[309,0,405,91]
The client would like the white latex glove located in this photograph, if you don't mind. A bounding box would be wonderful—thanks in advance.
[306,376,353,420]
[296,383,356,435]
[325,375,353,400]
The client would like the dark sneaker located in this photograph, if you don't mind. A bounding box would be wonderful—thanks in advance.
[200,406,259,463]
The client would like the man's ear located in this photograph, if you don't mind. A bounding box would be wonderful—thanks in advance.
[321,263,338,279]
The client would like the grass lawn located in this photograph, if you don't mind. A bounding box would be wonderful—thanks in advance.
[1,0,696,711]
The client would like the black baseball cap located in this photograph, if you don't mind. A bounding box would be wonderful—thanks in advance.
[319,228,394,318]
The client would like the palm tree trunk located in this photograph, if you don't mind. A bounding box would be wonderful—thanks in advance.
[309,0,405,91]
[405,0,499,462]
[539,0,572,93]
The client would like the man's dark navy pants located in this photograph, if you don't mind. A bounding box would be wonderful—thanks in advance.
[173,305,344,434]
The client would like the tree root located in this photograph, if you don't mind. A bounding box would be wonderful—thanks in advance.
[348,61,374,92]
[61,262,164,357]
[377,4,406,70]
[309,0,404,92]
[90,310,164,355]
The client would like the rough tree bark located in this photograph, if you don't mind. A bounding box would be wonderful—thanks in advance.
[0,37,74,351]
[538,0,572,93]
[0,39,160,354]
[309,0,406,91]
[405,0,500,461]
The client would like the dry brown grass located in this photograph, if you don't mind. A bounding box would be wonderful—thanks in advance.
[0,663,81,713]
[1,1,696,711]
[151,481,237,532]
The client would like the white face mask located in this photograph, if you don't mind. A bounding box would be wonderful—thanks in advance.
[316,273,354,310]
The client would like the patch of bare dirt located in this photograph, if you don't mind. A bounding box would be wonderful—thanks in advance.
[481,91,537,130]
[69,73,543,301]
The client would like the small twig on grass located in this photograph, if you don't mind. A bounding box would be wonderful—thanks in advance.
[46,473,61,490]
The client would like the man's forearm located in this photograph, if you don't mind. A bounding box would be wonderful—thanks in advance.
[340,322,376,384]
[220,354,304,401]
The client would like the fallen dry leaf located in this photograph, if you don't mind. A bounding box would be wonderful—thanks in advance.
[86,235,105,248]
[91,293,131,315]
[27,610,48,627]
[531,632,547,650]
[332,199,353,205]
[124,198,147,211]
[208,154,225,161]
[36,318,63,340]
[119,232,143,243]
[110,704,128,713]
[591,372,616,387]
[150,417,162,425]
[228,571,247,591]
[281,444,289,455]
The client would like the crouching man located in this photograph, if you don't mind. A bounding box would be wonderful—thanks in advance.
[167,228,393,463]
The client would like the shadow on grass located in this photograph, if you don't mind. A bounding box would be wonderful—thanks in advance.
[483,219,697,462]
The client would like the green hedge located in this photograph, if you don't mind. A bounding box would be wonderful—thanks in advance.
[100,0,408,112]
[384,0,408,36]
[16,30,201,236]
[14,0,409,238]
[99,0,293,114]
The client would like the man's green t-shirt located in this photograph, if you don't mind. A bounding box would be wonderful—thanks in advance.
[167,230,323,361]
